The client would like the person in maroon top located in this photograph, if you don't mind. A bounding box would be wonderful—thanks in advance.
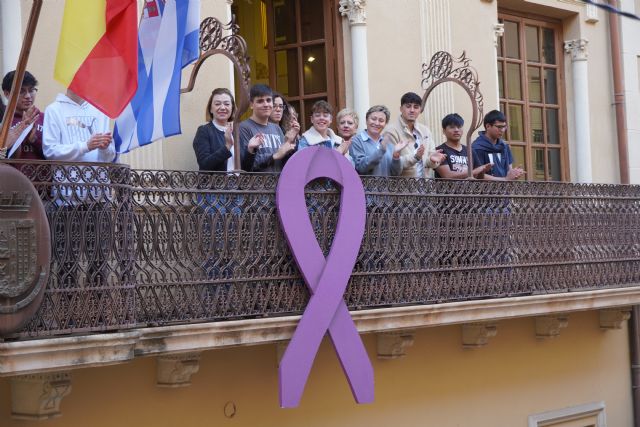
[1,71,45,162]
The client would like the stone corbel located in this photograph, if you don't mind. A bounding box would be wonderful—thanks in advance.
[339,0,367,26]
[535,315,569,339]
[600,308,632,330]
[376,331,415,359]
[156,353,201,388]
[11,372,72,420]
[564,38,589,62]
[462,323,497,348]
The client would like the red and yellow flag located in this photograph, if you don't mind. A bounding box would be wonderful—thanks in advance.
[54,0,138,118]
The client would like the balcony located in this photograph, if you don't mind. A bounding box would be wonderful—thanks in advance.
[1,159,640,375]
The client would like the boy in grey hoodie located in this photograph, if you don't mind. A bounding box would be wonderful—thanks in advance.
[239,84,297,172]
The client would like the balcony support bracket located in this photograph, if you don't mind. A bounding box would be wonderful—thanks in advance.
[599,308,632,330]
[462,323,497,348]
[156,353,201,388]
[10,372,71,420]
[535,315,569,339]
[376,331,415,359]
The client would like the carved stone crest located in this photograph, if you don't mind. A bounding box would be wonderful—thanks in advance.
[0,164,50,335]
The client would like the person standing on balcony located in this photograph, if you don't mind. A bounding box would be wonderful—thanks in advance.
[434,113,492,179]
[472,110,525,181]
[42,89,115,163]
[192,88,236,172]
[349,105,402,176]
[382,92,446,178]
[240,84,297,172]
[42,89,115,288]
[280,102,301,145]
[337,108,358,149]
[1,71,45,162]
[298,101,348,154]
[270,92,286,127]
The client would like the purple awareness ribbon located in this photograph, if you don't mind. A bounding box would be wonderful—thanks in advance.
[276,146,374,408]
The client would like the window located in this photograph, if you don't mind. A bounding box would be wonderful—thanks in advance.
[234,0,343,130]
[498,13,567,181]
[528,401,606,427]
[268,0,340,130]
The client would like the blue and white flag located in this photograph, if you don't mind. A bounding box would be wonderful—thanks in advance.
[114,0,200,154]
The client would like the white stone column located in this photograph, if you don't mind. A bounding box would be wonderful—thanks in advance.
[1,0,22,77]
[226,0,235,92]
[419,0,454,130]
[493,23,505,107]
[564,39,592,183]
[339,0,370,130]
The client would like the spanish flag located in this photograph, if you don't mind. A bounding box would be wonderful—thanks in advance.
[54,0,138,118]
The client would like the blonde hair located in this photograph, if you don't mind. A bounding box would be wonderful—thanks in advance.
[336,108,359,128]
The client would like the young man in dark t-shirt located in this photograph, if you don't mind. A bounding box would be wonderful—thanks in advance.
[434,113,492,179]
[1,70,45,163]
[239,84,298,172]
[472,110,525,181]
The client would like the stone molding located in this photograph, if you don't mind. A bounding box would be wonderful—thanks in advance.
[339,0,366,26]
[462,323,498,348]
[2,287,640,376]
[11,372,71,420]
[535,315,569,339]
[156,353,201,388]
[564,38,589,61]
[599,307,632,329]
[376,331,415,359]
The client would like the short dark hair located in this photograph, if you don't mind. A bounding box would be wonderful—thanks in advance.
[310,100,332,116]
[365,105,390,123]
[2,70,38,92]
[442,113,464,129]
[249,84,273,101]
[206,87,236,122]
[400,92,422,107]
[483,110,506,127]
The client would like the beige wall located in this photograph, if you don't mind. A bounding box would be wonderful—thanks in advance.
[0,311,633,426]
[3,0,628,181]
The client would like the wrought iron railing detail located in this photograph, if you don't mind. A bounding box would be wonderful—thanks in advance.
[3,160,640,338]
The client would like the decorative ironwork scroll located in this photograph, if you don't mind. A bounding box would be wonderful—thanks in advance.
[181,15,252,171]
[421,51,484,175]
[4,159,640,339]
[182,15,252,122]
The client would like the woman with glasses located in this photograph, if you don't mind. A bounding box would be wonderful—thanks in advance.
[270,92,286,127]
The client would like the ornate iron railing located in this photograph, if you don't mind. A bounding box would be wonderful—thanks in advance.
[3,159,640,339]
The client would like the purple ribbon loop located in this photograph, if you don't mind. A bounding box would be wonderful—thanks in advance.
[276,146,374,408]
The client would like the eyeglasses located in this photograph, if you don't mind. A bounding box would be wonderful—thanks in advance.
[492,124,508,130]
[273,104,284,111]
[19,87,38,96]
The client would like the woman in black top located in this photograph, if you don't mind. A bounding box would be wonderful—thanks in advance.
[192,88,236,172]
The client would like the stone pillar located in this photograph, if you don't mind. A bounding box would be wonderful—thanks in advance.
[226,0,235,91]
[339,0,370,130]
[1,0,22,77]
[564,39,592,183]
[493,23,505,106]
[419,0,454,130]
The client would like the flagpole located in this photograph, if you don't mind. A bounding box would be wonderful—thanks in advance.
[0,0,43,151]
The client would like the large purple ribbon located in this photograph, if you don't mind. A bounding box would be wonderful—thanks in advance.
[276,146,374,408]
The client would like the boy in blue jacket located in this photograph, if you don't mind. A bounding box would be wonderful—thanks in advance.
[472,110,525,181]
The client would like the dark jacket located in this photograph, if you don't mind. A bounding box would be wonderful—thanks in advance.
[472,131,513,178]
[192,122,232,172]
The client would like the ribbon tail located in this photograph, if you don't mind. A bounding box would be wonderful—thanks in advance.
[328,302,374,404]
